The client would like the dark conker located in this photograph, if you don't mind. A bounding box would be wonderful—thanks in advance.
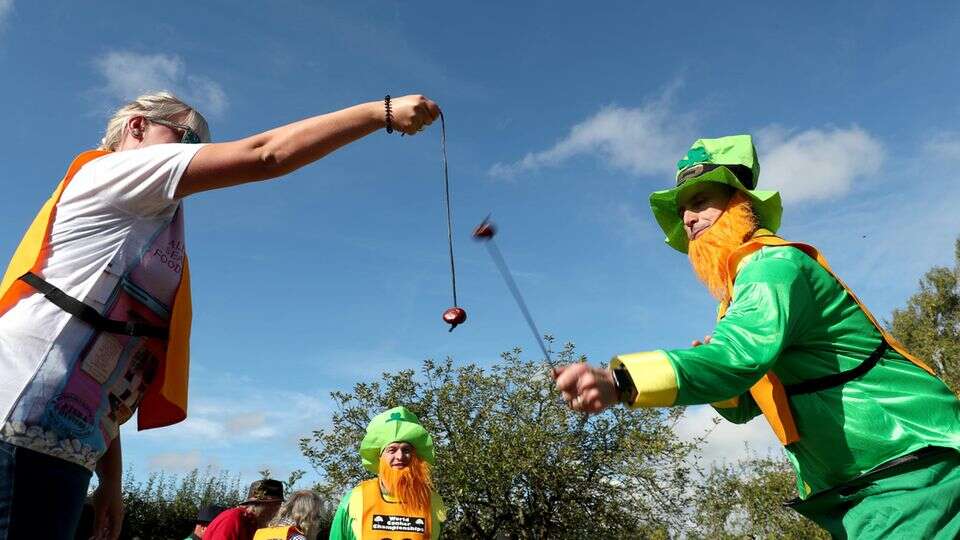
[443,307,467,325]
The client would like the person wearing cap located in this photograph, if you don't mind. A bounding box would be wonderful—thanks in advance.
[204,480,284,540]
[329,407,445,540]
[185,504,228,540]
[552,135,960,537]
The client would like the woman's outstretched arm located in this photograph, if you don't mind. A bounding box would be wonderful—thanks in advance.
[176,94,439,197]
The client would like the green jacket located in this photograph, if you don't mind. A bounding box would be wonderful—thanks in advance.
[615,245,960,497]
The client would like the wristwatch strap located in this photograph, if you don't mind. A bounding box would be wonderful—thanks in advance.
[612,367,638,405]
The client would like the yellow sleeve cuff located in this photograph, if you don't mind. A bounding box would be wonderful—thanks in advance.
[610,350,678,408]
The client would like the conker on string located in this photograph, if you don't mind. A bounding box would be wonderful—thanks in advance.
[443,307,467,331]
[472,220,496,240]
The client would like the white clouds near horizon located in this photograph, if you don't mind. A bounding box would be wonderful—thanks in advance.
[94,51,228,117]
[755,126,885,203]
[489,96,695,180]
[675,405,782,466]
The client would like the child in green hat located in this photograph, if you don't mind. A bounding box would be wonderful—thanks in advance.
[553,134,960,538]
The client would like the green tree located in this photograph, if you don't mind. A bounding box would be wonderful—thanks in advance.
[890,236,960,394]
[121,468,244,539]
[301,342,698,539]
[258,467,308,497]
[692,454,830,539]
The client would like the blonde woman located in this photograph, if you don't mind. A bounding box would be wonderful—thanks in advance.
[254,490,326,540]
[0,92,439,540]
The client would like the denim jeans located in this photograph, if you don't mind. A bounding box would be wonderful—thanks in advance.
[0,439,92,540]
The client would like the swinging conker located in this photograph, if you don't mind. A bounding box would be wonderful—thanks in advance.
[472,220,496,240]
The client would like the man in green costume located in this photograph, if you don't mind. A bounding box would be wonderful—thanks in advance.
[553,135,960,538]
[329,407,446,540]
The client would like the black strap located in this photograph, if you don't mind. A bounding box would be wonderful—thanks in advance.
[18,272,168,339]
[784,341,889,396]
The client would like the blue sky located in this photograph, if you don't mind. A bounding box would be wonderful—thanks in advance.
[2,1,960,489]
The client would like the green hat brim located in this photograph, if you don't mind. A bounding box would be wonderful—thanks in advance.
[650,167,782,253]
[359,407,435,474]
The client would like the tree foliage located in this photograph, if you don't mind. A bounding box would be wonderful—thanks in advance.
[692,454,829,539]
[301,342,699,539]
[890,237,960,394]
[258,467,308,497]
[121,468,244,539]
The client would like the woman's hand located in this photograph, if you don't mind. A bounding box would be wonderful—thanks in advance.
[91,480,124,540]
[388,94,441,135]
[92,435,124,539]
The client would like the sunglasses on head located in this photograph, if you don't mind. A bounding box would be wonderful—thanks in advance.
[149,118,202,144]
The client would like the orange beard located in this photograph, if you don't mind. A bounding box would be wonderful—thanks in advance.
[378,454,433,513]
[687,191,759,301]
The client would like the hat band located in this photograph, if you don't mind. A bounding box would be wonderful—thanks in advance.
[677,163,755,190]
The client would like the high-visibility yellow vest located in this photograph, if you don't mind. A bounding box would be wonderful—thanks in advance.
[253,525,299,540]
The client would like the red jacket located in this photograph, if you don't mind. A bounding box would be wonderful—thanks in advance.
[203,507,259,540]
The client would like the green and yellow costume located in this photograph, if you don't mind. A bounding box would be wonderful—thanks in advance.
[329,407,446,540]
[615,135,960,537]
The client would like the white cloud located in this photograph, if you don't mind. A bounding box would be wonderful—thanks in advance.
[147,449,208,472]
[131,388,331,448]
[489,94,695,179]
[225,412,277,439]
[170,416,228,439]
[924,132,960,162]
[675,405,781,466]
[94,51,228,117]
[755,126,884,203]
[0,0,12,30]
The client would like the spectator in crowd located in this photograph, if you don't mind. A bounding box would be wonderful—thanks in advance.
[186,504,228,540]
[254,490,324,540]
[204,480,284,540]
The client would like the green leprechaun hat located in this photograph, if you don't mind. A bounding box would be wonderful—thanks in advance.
[649,134,782,253]
[359,406,435,474]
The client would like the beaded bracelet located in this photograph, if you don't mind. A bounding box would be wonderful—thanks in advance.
[384,95,394,134]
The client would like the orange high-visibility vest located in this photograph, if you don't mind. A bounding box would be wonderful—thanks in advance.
[360,478,430,540]
[0,150,193,430]
[720,231,934,446]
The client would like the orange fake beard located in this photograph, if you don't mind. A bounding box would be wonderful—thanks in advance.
[687,191,759,301]
[378,454,433,513]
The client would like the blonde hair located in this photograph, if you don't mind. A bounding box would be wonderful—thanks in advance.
[267,490,324,535]
[99,91,211,150]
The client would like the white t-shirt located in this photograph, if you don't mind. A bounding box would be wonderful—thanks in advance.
[0,143,204,469]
